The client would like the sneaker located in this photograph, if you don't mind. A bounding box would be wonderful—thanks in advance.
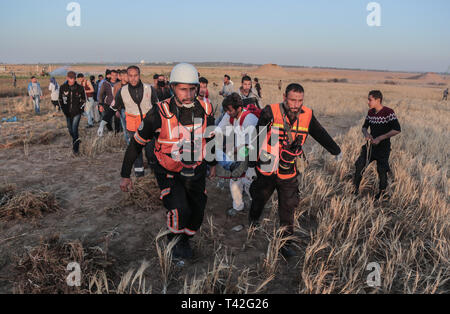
[280,244,296,259]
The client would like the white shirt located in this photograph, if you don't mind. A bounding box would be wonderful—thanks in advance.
[217,110,259,151]
[49,83,59,101]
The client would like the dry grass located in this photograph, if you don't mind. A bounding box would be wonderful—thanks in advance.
[13,234,115,294]
[0,188,60,221]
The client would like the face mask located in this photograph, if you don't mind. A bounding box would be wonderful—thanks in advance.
[158,81,166,88]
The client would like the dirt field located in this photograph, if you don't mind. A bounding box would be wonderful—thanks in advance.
[0,65,448,294]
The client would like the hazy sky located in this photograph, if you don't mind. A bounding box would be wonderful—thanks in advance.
[1,0,449,72]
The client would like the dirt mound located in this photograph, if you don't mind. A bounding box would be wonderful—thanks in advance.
[405,72,447,85]
[253,64,288,77]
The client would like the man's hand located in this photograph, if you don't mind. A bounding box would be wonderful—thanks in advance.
[208,166,216,179]
[365,134,374,142]
[371,137,382,145]
[120,178,133,192]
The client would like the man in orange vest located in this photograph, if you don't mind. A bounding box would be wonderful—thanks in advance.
[248,83,342,258]
[120,63,216,261]
[99,65,157,177]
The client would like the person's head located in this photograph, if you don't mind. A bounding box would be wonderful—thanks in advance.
[224,75,231,84]
[283,83,305,114]
[198,77,209,98]
[153,74,159,86]
[76,73,85,84]
[222,93,243,119]
[98,74,104,81]
[156,75,166,88]
[90,75,95,82]
[67,71,77,86]
[31,76,37,83]
[170,63,200,106]
[119,70,128,84]
[254,78,259,83]
[368,90,383,109]
[241,75,252,94]
[127,66,141,87]
[110,70,118,83]
[105,69,112,80]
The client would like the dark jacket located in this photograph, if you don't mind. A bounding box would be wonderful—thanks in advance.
[59,82,86,118]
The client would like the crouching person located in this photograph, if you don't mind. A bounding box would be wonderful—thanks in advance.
[120,64,216,261]
[249,83,342,258]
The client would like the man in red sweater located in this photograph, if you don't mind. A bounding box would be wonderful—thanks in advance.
[354,90,401,200]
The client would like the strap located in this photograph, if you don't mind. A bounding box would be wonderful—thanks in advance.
[279,103,299,145]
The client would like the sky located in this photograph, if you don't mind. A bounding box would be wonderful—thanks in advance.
[0,0,449,72]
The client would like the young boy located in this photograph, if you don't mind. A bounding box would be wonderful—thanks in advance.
[354,90,401,200]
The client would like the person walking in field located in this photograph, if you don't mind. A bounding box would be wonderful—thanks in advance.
[238,75,262,111]
[248,83,342,258]
[443,88,448,101]
[90,75,101,123]
[59,71,87,155]
[219,74,234,98]
[49,77,60,112]
[77,73,95,128]
[120,63,217,261]
[254,77,262,98]
[353,90,401,200]
[278,80,282,91]
[98,69,119,132]
[12,72,17,88]
[99,66,157,177]
[28,76,43,115]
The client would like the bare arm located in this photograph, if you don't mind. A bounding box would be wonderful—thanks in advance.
[372,130,401,145]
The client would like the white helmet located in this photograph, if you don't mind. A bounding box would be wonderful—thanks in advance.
[170,63,199,85]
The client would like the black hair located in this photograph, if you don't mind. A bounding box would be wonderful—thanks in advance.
[285,83,304,96]
[98,74,104,79]
[111,70,118,74]
[90,75,95,81]
[77,73,84,78]
[222,93,243,111]
[242,75,252,83]
[127,65,140,75]
[224,74,231,80]
[199,77,209,85]
[254,78,259,82]
[31,76,36,79]
[105,69,111,76]
[153,74,160,80]
[369,90,383,103]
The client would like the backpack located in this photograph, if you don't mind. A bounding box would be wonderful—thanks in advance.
[230,107,261,126]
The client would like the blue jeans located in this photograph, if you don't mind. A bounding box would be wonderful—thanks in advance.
[85,97,95,126]
[120,109,130,144]
[66,114,81,143]
[33,96,41,114]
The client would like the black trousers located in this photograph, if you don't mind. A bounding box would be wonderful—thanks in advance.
[354,144,391,191]
[155,163,208,238]
[249,170,300,236]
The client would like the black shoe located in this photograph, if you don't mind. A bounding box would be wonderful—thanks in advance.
[280,244,296,259]
[248,218,260,229]
[375,191,386,201]
[181,238,193,259]
[73,139,81,155]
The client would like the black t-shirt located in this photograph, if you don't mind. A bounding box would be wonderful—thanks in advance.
[363,106,401,151]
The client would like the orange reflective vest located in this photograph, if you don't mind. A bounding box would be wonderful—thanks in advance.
[154,98,213,173]
[257,103,312,180]
[122,83,153,132]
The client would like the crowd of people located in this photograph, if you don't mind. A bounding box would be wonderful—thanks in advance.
[23,63,403,262]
